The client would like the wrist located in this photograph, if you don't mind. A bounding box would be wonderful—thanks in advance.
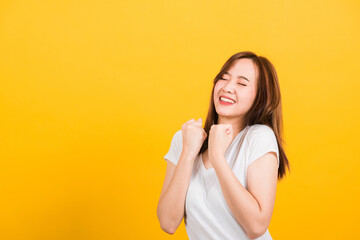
[181,148,198,162]
[210,154,226,167]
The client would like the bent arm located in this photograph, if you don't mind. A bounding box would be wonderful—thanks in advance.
[212,152,278,239]
[157,150,196,234]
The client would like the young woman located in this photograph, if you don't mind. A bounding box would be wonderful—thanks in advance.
[157,51,290,240]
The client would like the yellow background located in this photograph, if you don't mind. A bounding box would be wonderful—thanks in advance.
[1,0,359,239]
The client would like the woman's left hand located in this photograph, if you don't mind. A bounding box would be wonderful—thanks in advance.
[208,124,233,166]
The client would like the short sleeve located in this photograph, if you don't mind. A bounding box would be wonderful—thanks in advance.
[164,130,183,166]
[246,125,280,169]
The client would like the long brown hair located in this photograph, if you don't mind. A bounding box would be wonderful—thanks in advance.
[200,51,290,180]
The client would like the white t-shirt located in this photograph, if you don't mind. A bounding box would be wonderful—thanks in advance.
[163,124,279,240]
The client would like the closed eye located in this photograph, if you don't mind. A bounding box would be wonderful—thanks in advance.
[219,77,246,86]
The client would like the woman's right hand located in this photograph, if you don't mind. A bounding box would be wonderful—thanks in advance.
[181,118,207,158]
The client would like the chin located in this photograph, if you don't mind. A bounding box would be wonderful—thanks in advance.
[216,109,234,116]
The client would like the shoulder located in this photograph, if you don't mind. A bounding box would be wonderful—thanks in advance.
[248,124,275,137]
[245,124,280,169]
[164,129,183,166]
[246,124,278,148]
[174,129,182,142]
[170,129,183,149]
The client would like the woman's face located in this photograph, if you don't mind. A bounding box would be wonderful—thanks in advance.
[213,58,258,120]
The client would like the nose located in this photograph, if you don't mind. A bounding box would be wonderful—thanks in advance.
[222,80,236,93]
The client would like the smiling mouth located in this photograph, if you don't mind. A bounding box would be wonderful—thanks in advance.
[219,98,236,105]
[219,96,236,104]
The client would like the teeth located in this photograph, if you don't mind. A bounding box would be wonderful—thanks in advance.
[220,97,235,104]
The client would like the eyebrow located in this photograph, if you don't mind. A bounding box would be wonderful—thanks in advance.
[224,71,249,82]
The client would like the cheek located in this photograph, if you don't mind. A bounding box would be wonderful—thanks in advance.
[238,90,256,106]
[246,92,257,107]
[214,82,222,91]
[213,84,222,96]
[244,86,257,99]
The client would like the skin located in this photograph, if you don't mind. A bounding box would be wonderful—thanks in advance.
[215,58,258,136]
[203,57,258,168]
[158,58,278,238]
[205,58,279,238]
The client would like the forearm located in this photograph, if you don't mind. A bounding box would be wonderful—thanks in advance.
[157,150,196,233]
[212,155,262,237]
